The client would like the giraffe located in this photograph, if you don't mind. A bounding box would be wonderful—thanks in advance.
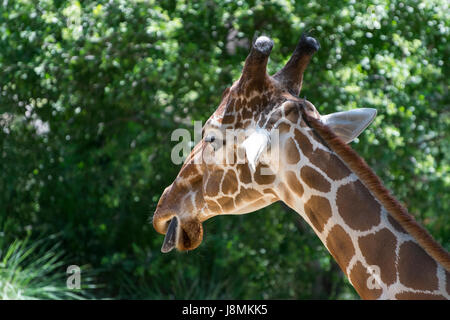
[153,33,450,300]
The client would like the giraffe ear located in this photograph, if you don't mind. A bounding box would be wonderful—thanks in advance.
[242,128,270,172]
[321,108,377,144]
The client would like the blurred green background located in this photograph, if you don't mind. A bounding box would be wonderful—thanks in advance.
[0,0,448,299]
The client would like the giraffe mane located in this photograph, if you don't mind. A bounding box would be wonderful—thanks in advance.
[300,106,450,271]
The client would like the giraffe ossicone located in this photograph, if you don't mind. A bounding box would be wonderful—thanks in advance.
[153,33,450,300]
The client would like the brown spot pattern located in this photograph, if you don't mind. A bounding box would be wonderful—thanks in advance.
[263,188,278,198]
[307,129,326,146]
[326,225,355,275]
[254,164,276,185]
[304,196,332,232]
[285,138,300,164]
[217,196,235,212]
[236,164,252,184]
[264,108,283,128]
[358,228,397,285]
[395,292,446,300]
[285,171,304,198]
[205,170,224,197]
[233,98,241,110]
[293,129,351,181]
[387,215,407,234]
[250,96,262,108]
[349,261,382,300]
[277,122,291,134]
[205,199,221,212]
[235,187,263,207]
[242,106,252,119]
[236,113,242,125]
[222,113,235,124]
[195,191,203,210]
[222,170,238,195]
[300,166,331,192]
[179,164,200,179]
[336,180,381,231]
[285,107,300,124]
[309,151,351,181]
[294,128,313,154]
[398,241,438,291]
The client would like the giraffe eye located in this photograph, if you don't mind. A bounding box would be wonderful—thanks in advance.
[205,135,215,143]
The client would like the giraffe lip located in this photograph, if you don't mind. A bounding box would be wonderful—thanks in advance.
[161,217,178,253]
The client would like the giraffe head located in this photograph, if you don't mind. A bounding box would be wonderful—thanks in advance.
[153,33,377,253]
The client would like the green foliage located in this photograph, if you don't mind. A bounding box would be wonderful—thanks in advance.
[0,234,93,299]
[0,0,448,299]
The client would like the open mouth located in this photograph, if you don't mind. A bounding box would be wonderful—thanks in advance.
[161,217,178,253]
[158,215,204,253]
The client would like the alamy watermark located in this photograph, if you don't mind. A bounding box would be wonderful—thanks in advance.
[366,264,382,290]
[66,265,81,289]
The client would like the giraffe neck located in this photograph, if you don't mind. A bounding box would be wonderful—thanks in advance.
[277,124,450,299]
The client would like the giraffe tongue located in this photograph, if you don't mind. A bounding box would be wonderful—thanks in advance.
[161,217,178,253]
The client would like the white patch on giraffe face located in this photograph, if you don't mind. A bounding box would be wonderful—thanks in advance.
[242,127,271,172]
